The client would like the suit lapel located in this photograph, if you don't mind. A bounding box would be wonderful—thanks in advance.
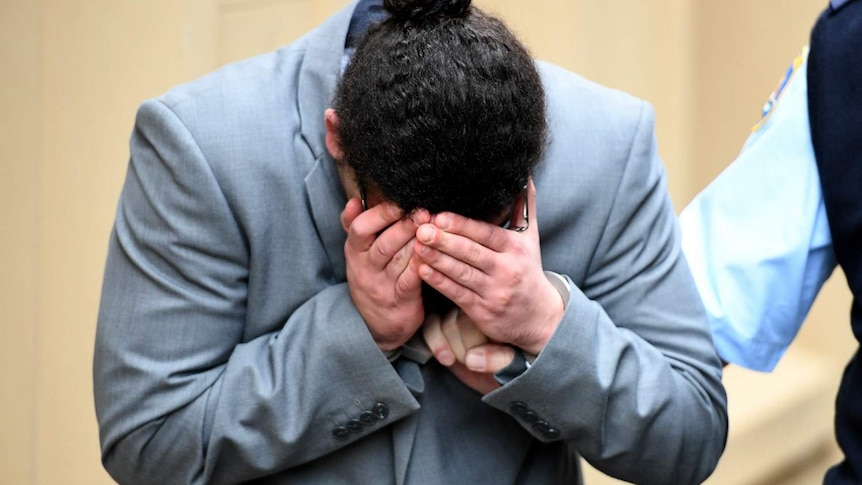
[304,154,348,281]
[297,1,357,162]
[297,1,358,281]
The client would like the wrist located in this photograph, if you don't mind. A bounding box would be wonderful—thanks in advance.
[520,271,570,356]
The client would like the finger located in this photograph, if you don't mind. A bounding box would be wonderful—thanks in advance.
[417,261,477,310]
[384,237,417,282]
[464,344,516,373]
[414,237,490,293]
[392,209,431,278]
[416,224,496,275]
[431,179,540,248]
[422,313,456,366]
[447,362,501,395]
[441,308,467,363]
[369,217,419,268]
[430,211,511,253]
[394,250,423,300]
[409,208,432,226]
[455,311,488,350]
[346,202,403,252]
[341,197,365,233]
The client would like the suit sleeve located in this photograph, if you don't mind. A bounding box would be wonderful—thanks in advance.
[93,99,419,485]
[483,103,728,485]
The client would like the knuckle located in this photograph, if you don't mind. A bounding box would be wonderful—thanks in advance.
[468,246,483,265]
[348,217,368,238]
[373,240,390,259]
[369,287,387,304]
[394,276,413,296]
[451,284,469,304]
[391,246,409,267]
[501,265,524,286]
[491,289,513,309]
[458,264,474,283]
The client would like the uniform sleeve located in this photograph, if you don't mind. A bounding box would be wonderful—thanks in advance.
[93,99,420,485]
[679,53,837,372]
[484,102,728,485]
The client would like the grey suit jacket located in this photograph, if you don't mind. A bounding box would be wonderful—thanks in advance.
[94,3,727,484]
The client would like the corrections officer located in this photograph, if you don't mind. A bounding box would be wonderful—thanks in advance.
[680,0,862,483]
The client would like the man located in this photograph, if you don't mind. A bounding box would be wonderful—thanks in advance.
[94,1,727,484]
[680,1,861,483]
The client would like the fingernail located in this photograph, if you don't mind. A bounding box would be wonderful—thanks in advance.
[434,214,450,229]
[417,226,434,243]
[438,350,455,366]
[465,351,485,372]
[410,209,431,225]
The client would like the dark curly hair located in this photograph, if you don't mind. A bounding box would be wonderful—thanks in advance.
[332,0,547,222]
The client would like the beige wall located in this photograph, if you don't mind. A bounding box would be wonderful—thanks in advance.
[1,3,40,484]
[0,1,852,484]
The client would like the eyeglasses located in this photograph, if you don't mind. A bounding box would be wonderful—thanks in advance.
[359,182,528,232]
[360,182,370,211]
[501,185,529,232]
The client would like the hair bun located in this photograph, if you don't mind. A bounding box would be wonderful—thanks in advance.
[383,0,471,21]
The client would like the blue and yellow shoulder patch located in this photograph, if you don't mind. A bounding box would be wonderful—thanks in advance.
[752,46,808,132]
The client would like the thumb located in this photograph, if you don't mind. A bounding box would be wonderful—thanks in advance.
[464,344,516,373]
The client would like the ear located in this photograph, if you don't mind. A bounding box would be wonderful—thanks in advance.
[324,108,344,161]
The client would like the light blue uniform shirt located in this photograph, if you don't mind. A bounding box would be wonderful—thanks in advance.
[679,48,837,372]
